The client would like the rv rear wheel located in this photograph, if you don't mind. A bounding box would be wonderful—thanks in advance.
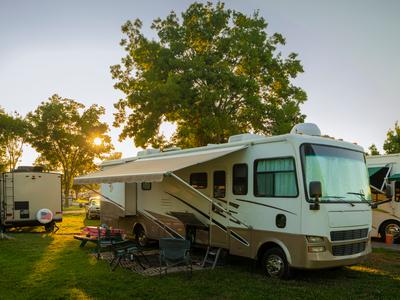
[44,222,55,233]
[380,220,400,241]
[134,225,148,247]
[262,247,291,279]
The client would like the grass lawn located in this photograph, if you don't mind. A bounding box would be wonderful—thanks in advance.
[62,206,86,212]
[1,215,400,300]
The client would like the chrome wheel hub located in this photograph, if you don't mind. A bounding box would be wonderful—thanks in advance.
[266,254,284,276]
[386,223,400,238]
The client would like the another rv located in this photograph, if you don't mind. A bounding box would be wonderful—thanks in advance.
[75,123,373,278]
[366,154,400,240]
[0,166,62,232]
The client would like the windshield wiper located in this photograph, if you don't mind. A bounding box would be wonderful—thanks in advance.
[320,195,345,199]
[319,196,355,207]
[347,192,372,206]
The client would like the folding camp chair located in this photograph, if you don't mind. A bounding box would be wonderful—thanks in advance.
[109,240,149,271]
[159,238,192,277]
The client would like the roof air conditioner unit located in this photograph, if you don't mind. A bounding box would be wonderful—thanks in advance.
[290,123,321,136]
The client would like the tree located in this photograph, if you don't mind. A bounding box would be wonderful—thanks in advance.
[383,122,400,154]
[0,108,6,172]
[0,109,29,171]
[368,144,380,156]
[111,2,307,149]
[27,94,113,206]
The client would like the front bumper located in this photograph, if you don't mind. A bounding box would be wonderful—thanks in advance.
[297,236,371,269]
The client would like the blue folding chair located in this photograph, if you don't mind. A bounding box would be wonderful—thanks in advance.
[159,238,192,277]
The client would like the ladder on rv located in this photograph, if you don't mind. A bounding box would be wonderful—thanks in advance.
[201,246,223,269]
[2,172,15,222]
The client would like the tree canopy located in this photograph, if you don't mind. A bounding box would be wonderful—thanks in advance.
[383,122,400,154]
[368,144,380,156]
[27,94,113,205]
[111,2,307,149]
[0,109,29,171]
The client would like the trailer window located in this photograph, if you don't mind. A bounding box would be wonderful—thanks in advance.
[233,164,248,195]
[141,182,152,190]
[190,173,207,189]
[254,158,298,197]
[213,171,226,198]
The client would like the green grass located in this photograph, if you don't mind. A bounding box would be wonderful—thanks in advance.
[63,206,86,212]
[1,215,400,300]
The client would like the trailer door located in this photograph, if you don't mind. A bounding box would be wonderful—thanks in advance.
[125,182,137,216]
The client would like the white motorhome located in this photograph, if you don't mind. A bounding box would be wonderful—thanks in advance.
[0,166,62,232]
[75,123,372,278]
[366,154,400,240]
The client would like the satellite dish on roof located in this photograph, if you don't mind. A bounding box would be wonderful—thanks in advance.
[290,123,321,136]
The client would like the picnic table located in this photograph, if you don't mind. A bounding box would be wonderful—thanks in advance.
[74,226,125,258]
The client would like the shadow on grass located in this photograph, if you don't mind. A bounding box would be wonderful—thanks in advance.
[0,233,54,298]
[2,226,400,300]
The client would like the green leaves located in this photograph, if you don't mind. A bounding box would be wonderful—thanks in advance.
[111,2,307,148]
[27,94,113,205]
[0,108,29,171]
[383,122,400,154]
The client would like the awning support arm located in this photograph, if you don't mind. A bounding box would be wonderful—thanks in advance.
[167,172,251,229]
[382,165,393,191]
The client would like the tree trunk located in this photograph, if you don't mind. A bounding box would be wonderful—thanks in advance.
[63,171,72,207]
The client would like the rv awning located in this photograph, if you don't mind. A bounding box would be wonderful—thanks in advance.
[74,145,246,185]
[388,173,400,181]
[368,166,385,177]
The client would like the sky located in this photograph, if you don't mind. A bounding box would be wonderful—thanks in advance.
[0,0,399,165]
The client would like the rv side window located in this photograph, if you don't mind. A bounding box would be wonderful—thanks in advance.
[233,164,248,195]
[190,173,207,189]
[141,182,152,190]
[254,158,298,197]
[213,171,226,198]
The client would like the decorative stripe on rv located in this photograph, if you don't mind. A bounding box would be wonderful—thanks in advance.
[235,198,297,215]
[166,192,250,246]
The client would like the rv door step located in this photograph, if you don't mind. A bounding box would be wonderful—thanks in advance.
[201,246,223,269]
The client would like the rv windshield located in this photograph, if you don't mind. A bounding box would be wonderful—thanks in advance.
[301,144,371,202]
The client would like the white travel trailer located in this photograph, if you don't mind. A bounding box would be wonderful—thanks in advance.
[366,154,400,240]
[75,123,373,278]
[0,166,62,232]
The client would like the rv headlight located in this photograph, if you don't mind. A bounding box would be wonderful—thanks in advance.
[308,246,326,253]
[306,236,324,243]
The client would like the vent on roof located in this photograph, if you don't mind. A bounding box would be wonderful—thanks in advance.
[228,133,265,143]
[290,123,321,136]
[137,149,161,157]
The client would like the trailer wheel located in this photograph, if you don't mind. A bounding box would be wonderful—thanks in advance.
[44,222,55,233]
[379,220,400,241]
[261,247,291,279]
[134,225,148,247]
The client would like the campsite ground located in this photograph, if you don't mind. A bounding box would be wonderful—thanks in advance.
[0,214,399,300]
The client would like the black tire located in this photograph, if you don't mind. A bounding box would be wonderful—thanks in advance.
[379,220,400,241]
[261,247,291,279]
[44,222,55,233]
[134,225,148,247]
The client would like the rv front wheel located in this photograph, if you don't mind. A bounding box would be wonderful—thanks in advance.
[380,220,400,241]
[134,225,148,247]
[262,247,291,279]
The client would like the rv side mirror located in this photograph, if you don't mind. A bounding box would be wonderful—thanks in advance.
[386,185,393,199]
[309,181,322,210]
[310,181,322,198]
